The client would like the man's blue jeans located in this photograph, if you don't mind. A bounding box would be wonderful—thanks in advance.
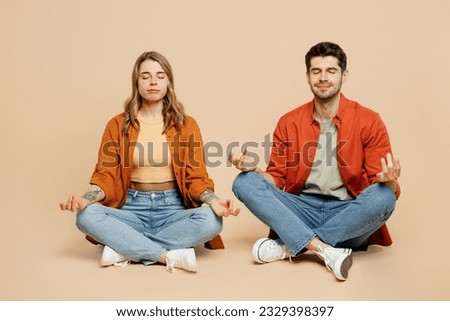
[232,172,396,255]
[76,189,222,264]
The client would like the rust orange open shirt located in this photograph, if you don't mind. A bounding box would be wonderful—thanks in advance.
[266,94,400,246]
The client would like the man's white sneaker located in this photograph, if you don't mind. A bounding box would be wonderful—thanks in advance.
[100,246,130,267]
[317,246,352,281]
[252,238,290,263]
[165,248,197,272]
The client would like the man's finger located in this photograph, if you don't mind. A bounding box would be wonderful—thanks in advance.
[394,157,401,175]
[381,157,388,173]
[387,153,394,168]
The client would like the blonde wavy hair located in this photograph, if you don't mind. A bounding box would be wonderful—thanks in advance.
[123,51,186,133]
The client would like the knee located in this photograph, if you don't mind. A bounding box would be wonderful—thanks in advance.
[377,183,396,208]
[208,209,223,236]
[232,171,259,197]
[366,183,396,214]
[212,217,223,237]
[75,204,102,232]
[199,207,223,237]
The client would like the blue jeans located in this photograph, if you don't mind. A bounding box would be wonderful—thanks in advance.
[76,189,222,264]
[232,172,396,255]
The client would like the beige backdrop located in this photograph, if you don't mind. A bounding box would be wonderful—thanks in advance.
[1,0,449,300]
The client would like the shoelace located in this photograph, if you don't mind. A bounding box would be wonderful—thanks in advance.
[166,257,175,272]
[113,260,130,267]
[316,246,331,270]
[324,250,340,271]
[266,242,291,262]
[287,252,293,262]
[317,246,346,271]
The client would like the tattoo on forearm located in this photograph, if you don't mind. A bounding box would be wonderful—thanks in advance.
[200,189,219,205]
[82,186,105,205]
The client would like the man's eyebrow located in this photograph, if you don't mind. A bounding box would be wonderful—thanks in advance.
[310,67,338,71]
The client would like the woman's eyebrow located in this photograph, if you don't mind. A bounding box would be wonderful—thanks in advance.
[139,71,166,74]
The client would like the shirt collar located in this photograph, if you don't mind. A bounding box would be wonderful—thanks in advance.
[308,93,347,125]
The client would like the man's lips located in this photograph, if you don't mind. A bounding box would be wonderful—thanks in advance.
[316,84,332,89]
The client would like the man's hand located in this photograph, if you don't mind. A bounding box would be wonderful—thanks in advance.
[376,153,401,192]
[59,195,89,212]
[229,149,257,172]
[210,198,240,217]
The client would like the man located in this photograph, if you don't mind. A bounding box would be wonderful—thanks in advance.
[230,42,401,281]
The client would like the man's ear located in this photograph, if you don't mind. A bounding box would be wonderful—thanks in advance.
[342,69,349,83]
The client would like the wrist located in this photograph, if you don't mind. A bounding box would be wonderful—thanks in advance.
[81,197,93,206]
[204,194,219,205]
[253,167,263,174]
[200,189,219,205]
[82,185,105,205]
[385,179,398,193]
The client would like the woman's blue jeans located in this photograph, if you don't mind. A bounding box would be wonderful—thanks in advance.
[76,189,222,264]
[232,172,396,256]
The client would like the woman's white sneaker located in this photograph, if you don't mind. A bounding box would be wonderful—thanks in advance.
[100,246,130,267]
[165,248,197,272]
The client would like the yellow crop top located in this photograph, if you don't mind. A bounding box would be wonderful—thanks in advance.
[131,114,175,183]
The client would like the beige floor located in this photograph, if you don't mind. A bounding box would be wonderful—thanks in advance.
[2,194,449,301]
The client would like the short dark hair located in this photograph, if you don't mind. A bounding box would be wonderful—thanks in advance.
[305,42,347,73]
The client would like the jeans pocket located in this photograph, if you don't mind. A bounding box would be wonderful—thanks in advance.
[164,192,184,206]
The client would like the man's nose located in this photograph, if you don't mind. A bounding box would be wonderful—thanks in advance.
[319,71,328,81]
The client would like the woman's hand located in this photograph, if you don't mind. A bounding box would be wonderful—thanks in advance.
[210,198,240,217]
[59,185,105,212]
[59,195,89,212]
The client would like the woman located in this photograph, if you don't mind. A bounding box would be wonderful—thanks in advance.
[60,51,239,272]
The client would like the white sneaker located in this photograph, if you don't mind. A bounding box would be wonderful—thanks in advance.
[100,246,130,267]
[165,248,197,272]
[317,246,352,281]
[252,238,290,263]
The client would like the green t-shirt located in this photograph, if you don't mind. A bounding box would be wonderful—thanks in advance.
[302,119,354,200]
